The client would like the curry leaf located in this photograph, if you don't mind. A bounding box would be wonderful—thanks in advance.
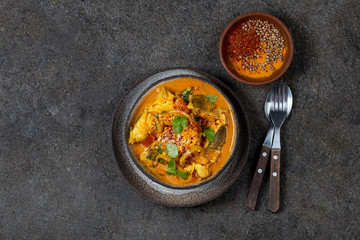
[172,115,187,134]
[208,126,226,149]
[203,127,215,142]
[166,142,178,158]
[206,95,217,104]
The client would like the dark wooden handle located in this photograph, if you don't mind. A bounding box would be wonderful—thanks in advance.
[245,146,271,210]
[269,149,281,212]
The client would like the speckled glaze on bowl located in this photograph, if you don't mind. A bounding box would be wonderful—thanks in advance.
[219,12,294,85]
[112,69,249,207]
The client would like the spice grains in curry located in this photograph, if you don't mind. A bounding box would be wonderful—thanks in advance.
[128,78,236,186]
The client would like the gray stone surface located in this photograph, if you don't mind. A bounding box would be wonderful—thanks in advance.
[0,0,359,239]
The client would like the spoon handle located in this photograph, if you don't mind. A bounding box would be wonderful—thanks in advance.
[245,145,271,210]
[269,149,281,212]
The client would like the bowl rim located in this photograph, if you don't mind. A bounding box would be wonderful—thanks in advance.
[112,68,250,207]
[219,12,294,86]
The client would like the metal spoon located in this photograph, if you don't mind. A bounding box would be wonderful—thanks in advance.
[245,90,274,210]
[268,83,293,212]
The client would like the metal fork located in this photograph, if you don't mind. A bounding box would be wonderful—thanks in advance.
[268,83,293,212]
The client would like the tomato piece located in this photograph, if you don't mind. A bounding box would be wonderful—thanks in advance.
[174,98,190,114]
[141,134,155,148]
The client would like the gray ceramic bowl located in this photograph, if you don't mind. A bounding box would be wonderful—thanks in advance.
[112,69,249,207]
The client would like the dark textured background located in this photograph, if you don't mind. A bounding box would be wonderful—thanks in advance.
[1,0,359,239]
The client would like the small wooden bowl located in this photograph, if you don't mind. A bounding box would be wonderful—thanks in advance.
[219,12,294,85]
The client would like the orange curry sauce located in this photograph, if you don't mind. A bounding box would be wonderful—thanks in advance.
[129,77,236,186]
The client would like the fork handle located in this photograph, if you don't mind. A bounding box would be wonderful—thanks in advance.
[269,149,281,212]
[245,146,271,210]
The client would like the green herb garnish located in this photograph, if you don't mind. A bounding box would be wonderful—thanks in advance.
[172,115,187,134]
[206,95,217,104]
[181,87,193,103]
[166,158,176,172]
[203,127,215,142]
[176,170,190,180]
[166,142,178,158]
[166,159,190,180]
[157,148,163,154]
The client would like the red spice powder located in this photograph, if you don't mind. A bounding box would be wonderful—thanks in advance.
[226,22,261,62]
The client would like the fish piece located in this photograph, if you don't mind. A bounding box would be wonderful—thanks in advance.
[158,111,191,127]
[129,108,158,144]
[157,123,201,154]
[157,111,201,154]
[148,87,175,113]
[194,164,210,178]
[155,111,202,154]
